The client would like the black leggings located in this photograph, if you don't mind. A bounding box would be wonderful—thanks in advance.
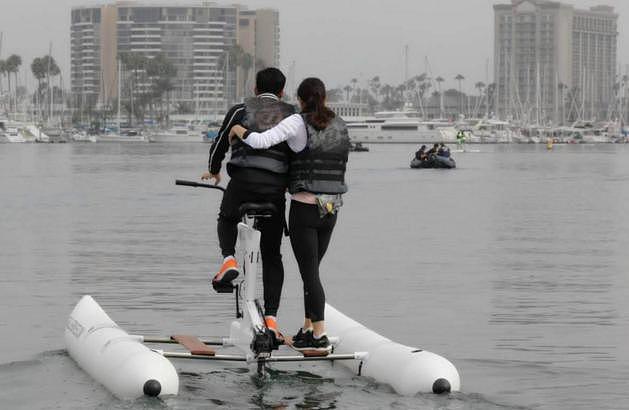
[289,200,337,322]
[217,177,286,317]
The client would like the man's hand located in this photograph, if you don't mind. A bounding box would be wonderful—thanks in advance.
[201,171,221,185]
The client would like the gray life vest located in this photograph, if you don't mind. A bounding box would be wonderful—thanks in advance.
[228,97,295,174]
[289,115,350,195]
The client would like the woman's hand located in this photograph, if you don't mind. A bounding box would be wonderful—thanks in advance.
[229,125,246,143]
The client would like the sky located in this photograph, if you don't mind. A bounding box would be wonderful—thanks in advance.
[0,0,628,94]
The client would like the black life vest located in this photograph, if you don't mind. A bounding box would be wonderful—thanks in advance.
[228,96,295,174]
[289,115,350,195]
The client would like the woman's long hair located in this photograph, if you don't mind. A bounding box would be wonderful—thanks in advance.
[297,77,335,130]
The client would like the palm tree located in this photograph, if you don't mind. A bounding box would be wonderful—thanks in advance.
[119,52,149,125]
[0,60,6,111]
[350,78,358,101]
[369,76,381,102]
[455,74,465,116]
[474,81,486,117]
[240,52,254,97]
[435,76,445,118]
[486,83,496,117]
[146,53,177,125]
[5,54,22,112]
[557,82,568,125]
[343,85,352,102]
[31,57,47,118]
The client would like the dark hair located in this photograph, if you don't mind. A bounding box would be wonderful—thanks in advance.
[256,68,286,96]
[297,77,336,130]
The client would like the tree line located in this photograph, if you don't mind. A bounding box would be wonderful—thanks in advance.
[328,73,497,118]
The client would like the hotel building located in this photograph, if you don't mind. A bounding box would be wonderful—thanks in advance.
[494,0,618,122]
[70,1,280,117]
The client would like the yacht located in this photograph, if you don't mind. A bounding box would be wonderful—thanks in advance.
[98,129,147,143]
[569,121,613,143]
[466,119,515,143]
[148,125,205,143]
[23,125,49,143]
[70,130,97,143]
[0,120,35,143]
[347,111,459,143]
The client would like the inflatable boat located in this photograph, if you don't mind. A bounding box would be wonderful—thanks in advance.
[410,155,456,169]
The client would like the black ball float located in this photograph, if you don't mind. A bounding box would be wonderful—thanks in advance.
[432,378,451,394]
[143,379,162,397]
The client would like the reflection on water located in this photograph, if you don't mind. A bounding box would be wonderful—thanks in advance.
[1,143,629,409]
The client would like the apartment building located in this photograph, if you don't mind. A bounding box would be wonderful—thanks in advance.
[70,1,280,116]
[494,0,617,123]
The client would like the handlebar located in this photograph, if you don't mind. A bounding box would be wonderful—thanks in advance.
[175,179,226,192]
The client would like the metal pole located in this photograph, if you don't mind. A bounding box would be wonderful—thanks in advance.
[117,59,121,134]
[143,336,226,346]
[160,351,366,363]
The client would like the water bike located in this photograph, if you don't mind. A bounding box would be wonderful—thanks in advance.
[64,179,460,400]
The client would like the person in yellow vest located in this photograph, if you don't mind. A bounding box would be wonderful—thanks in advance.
[456,130,466,146]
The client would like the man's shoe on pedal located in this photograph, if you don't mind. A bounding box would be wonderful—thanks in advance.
[291,330,332,355]
[211,257,240,291]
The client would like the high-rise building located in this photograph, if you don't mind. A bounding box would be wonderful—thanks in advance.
[236,8,281,99]
[70,1,280,119]
[494,0,618,123]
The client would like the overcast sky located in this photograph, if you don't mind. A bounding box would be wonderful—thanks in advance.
[1,0,627,93]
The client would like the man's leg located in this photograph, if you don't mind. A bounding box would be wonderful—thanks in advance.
[258,195,286,318]
[213,179,244,284]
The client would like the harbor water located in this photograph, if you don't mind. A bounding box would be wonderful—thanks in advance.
[1,143,628,409]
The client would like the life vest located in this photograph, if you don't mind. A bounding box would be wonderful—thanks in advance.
[228,96,295,174]
[289,115,350,195]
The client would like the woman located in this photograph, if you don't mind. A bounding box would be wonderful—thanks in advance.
[229,77,350,354]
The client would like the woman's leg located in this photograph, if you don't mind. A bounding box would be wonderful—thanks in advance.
[289,201,326,325]
[311,212,337,337]
[289,201,338,332]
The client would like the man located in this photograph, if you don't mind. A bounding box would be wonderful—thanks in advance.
[426,143,439,157]
[201,68,295,340]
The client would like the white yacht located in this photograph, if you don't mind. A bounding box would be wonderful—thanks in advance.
[0,120,36,143]
[22,125,48,143]
[570,121,613,143]
[347,111,459,143]
[148,125,205,143]
[465,119,515,143]
[70,130,97,143]
[98,129,147,143]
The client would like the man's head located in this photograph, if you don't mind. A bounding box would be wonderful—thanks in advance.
[255,68,286,98]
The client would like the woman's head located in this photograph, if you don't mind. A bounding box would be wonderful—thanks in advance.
[297,77,335,130]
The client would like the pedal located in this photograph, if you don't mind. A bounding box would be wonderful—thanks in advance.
[250,329,276,355]
[212,282,235,293]
[298,349,332,358]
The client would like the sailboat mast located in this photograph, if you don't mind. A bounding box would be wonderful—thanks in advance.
[48,43,53,123]
[117,59,121,133]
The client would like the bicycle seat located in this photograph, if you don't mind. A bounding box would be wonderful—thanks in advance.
[239,202,277,218]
